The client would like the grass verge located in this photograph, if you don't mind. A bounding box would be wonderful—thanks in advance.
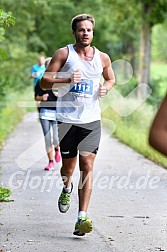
[101,95,167,169]
[0,86,35,149]
[0,86,35,203]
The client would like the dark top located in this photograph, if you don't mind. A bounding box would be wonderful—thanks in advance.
[34,80,57,111]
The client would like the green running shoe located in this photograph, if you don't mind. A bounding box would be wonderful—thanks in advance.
[73,217,93,236]
[58,182,73,213]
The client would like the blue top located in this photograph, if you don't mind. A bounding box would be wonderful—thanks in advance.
[31,64,46,86]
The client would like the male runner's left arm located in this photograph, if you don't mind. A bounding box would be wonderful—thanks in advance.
[99,52,115,98]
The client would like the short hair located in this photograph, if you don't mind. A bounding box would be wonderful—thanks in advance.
[71,13,95,31]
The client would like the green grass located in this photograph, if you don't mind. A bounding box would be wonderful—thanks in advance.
[101,62,167,169]
[150,62,167,99]
[101,103,167,168]
[0,86,35,149]
[151,62,167,78]
[0,86,35,204]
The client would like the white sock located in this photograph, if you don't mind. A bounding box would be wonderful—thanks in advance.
[78,211,86,219]
[63,185,71,193]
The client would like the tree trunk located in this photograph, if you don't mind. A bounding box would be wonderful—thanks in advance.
[137,3,152,99]
[127,41,136,76]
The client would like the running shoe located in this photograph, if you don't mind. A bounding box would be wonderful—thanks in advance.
[55,148,61,163]
[44,161,54,171]
[73,217,93,236]
[58,182,73,213]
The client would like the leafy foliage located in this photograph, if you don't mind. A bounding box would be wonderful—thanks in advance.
[0,9,15,28]
[0,1,166,101]
[0,8,15,59]
[152,23,167,62]
[0,187,12,202]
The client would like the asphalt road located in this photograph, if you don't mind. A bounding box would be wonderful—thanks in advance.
[0,112,167,252]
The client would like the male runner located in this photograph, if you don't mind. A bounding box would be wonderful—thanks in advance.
[41,13,115,236]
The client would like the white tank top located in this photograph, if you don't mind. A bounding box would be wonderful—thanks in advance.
[57,44,103,124]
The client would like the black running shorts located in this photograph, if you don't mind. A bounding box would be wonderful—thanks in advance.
[58,121,101,158]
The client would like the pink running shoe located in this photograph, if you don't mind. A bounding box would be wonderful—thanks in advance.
[55,149,61,163]
[44,161,54,171]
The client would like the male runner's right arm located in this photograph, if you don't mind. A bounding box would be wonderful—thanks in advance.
[40,48,69,90]
[40,47,81,90]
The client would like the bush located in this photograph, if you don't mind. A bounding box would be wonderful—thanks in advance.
[147,76,167,107]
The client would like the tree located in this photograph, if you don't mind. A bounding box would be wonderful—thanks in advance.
[0,8,15,102]
[137,0,167,98]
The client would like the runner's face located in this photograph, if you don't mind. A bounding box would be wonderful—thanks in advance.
[73,20,93,47]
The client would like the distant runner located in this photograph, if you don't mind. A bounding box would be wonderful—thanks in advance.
[35,57,61,170]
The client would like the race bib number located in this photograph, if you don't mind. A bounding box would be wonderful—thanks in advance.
[40,108,56,121]
[69,79,93,97]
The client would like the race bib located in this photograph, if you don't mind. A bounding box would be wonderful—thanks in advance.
[40,108,56,121]
[69,79,93,97]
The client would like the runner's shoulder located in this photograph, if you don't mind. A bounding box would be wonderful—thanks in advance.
[99,51,111,67]
[53,46,68,61]
[99,51,110,60]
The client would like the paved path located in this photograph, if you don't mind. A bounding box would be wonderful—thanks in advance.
[0,112,167,252]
